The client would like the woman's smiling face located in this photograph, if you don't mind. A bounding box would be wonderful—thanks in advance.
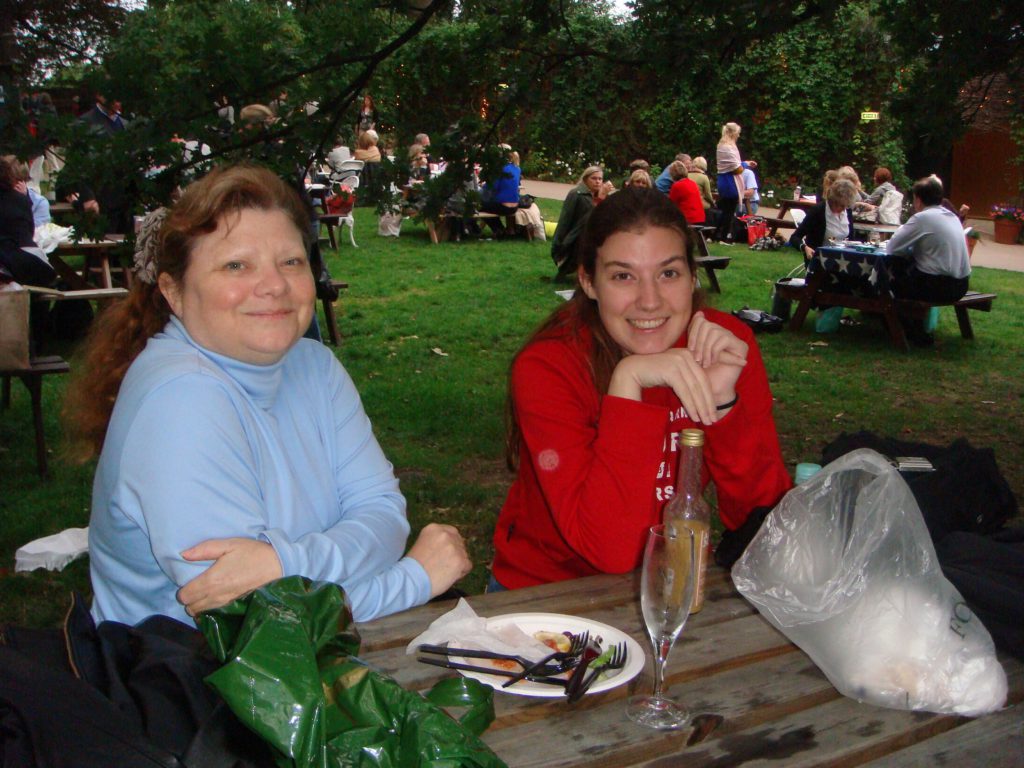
[579,226,696,355]
[159,207,315,365]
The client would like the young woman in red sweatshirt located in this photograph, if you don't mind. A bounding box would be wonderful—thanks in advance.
[491,187,791,590]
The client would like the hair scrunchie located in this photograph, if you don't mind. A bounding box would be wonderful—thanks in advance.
[132,207,169,285]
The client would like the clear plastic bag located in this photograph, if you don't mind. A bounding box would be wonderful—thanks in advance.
[732,448,1007,716]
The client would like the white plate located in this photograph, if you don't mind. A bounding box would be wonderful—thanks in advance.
[452,612,645,698]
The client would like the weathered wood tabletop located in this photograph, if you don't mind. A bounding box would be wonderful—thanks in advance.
[358,568,1023,767]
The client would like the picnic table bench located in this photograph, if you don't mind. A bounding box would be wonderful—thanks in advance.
[357,568,1023,766]
[691,225,729,293]
[695,256,729,293]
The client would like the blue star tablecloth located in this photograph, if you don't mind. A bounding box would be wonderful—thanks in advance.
[813,244,907,298]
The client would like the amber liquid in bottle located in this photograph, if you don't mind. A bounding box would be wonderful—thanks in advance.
[663,428,710,613]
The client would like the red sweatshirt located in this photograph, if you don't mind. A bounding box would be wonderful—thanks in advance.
[669,178,706,225]
[492,308,791,589]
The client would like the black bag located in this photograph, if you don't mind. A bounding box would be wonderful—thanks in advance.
[732,307,784,333]
[936,529,1024,659]
[820,432,1023,659]
[820,432,1017,542]
[518,194,535,209]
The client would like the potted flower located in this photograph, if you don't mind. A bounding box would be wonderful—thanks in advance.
[990,203,1024,245]
[326,184,356,216]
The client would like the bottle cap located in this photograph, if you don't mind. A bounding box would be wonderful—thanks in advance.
[680,429,705,447]
[795,462,822,484]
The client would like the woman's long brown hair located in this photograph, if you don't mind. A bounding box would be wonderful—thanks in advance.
[63,163,311,462]
[504,187,702,471]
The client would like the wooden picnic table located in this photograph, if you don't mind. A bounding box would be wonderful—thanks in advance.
[52,235,129,290]
[775,243,996,350]
[764,198,819,237]
[357,568,1022,766]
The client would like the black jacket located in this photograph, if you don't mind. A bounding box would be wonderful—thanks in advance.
[789,201,854,252]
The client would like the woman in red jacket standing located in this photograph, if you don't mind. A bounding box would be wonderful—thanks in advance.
[491,187,790,591]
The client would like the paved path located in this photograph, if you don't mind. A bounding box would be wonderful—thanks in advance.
[521,178,1023,273]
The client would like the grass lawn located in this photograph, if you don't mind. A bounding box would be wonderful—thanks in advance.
[2,198,1022,627]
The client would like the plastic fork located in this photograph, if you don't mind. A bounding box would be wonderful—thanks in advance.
[500,630,589,688]
[567,641,628,703]
[417,644,540,670]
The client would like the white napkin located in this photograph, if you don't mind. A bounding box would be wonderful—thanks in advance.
[15,527,89,572]
[33,222,73,254]
[405,598,551,662]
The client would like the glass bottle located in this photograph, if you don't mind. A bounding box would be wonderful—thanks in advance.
[663,428,710,613]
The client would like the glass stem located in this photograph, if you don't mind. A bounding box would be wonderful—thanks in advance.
[652,636,673,699]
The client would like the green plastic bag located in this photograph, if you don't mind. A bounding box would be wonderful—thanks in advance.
[197,577,508,768]
[815,305,843,333]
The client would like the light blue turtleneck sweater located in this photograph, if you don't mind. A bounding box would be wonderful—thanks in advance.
[89,316,430,626]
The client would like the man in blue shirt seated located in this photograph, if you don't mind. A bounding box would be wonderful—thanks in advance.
[886,175,971,345]
[479,145,522,238]
[655,153,690,193]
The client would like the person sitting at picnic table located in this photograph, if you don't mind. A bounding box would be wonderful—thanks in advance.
[860,167,896,208]
[622,159,651,188]
[478,144,521,237]
[655,153,690,194]
[326,136,352,171]
[491,187,792,591]
[5,156,51,227]
[885,175,971,346]
[353,129,382,163]
[66,164,471,627]
[625,168,653,189]
[789,178,858,262]
[854,167,902,224]
[835,165,867,201]
[550,165,613,281]
[668,160,705,225]
[0,155,55,288]
[408,146,431,183]
[688,156,715,216]
[353,129,382,197]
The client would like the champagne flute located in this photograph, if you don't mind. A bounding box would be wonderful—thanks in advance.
[627,524,696,729]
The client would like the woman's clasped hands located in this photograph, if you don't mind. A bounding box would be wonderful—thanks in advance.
[608,311,747,426]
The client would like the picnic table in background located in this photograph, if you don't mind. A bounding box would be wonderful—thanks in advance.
[853,221,900,241]
[356,569,1022,766]
[52,235,128,290]
[776,243,997,350]
[765,198,819,237]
